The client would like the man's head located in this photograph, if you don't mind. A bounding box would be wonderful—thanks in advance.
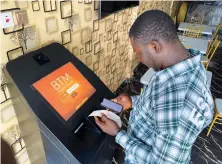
[129,10,179,70]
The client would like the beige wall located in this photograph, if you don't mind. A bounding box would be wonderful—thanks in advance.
[0,0,178,163]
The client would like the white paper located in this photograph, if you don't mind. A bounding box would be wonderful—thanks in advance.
[89,110,122,128]
[0,12,14,28]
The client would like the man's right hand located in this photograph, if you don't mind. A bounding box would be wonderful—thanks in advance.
[112,93,132,111]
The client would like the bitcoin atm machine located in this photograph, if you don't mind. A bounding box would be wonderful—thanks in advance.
[3,43,116,164]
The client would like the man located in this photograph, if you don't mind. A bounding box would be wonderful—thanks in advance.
[95,10,214,163]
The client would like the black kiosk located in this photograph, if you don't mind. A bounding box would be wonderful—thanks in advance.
[3,43,116,164]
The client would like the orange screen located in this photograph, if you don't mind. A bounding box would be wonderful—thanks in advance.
[33,62,96,121]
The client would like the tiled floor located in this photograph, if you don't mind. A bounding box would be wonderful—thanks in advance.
[113,48,222,164]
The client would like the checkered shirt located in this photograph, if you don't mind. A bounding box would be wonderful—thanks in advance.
[115,50,214,164]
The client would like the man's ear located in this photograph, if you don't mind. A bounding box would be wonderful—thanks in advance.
[149,41,161,53]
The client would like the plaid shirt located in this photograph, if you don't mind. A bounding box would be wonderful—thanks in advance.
[115,50,214,164]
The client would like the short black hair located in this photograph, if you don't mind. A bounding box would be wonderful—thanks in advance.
[129,10,178,44]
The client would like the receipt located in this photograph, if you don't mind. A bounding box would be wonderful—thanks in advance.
[89,110,122,128]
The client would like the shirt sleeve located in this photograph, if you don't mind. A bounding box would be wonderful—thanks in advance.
[116,130,192,164]
[131,95,140,107]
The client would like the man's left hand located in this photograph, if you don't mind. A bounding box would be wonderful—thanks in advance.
[94,114,120,136]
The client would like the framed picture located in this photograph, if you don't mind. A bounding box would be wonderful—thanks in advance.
[7,47,24,61]
[45,16,58,34]
[72,46,79,56]
[85,41,92,53]
[32,0,40,11]
[93,19,99,31]
[94,41,100,54]
[60,1,72,19]
[81,27,92,44]
[84,7,92,22]
[61,29,71,45]
[113,31,118,42]
[1,8,24,35]
[93,60,99,71]
[80,48,84,55]
[43,0,57,12]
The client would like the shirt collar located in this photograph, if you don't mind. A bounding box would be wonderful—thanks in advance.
[153,50,202,84]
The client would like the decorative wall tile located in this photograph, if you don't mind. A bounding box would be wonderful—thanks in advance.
[45,16,58,34]
[43,0,57,12]
[1,105,16,123]
[80,48,84,55]
[107,42,112,52]
[7,47,24,61]
[60,1,72,19]
[72,46,79,56]
[32,0,40,11]
[86,55,92,66]
[84,7,92,21]
[81,27,92,43]
[85,40,92,53]
[64,13,81,33]
[93,60,99,71]
[10,25,39,52]
[94,41,100,54]
[15,10,29,26]
[105,18,112,32]
[61,29,71,45]
[92,31,97,42]
[15,1,28,9]
[93,19,99,31]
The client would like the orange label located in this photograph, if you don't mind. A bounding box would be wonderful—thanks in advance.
[33,62,96,121]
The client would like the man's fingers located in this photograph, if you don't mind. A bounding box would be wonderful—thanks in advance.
[101,113,109,122]
[111,98,118,103]
[94,116,105,127]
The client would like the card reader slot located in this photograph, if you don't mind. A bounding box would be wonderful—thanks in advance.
[73,116,105,149]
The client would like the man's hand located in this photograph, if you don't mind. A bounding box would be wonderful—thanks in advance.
[112,93,132,111]
[94,114,120,136]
